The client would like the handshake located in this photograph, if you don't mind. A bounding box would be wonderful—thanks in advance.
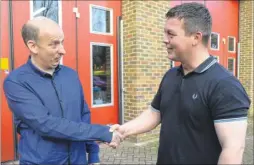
[107,124,127,149]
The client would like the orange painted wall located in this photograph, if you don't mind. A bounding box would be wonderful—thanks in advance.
[1,1,15,162]
[77,1,121,124]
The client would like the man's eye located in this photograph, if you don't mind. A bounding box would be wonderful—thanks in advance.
[167,32,174,36]
[49,41,60,46]
[54,41,60,45]
[170,33,177,38]
[49,43,57,48]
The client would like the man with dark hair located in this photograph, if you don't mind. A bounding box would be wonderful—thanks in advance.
[3,16,122,165]
[111,2,250,164]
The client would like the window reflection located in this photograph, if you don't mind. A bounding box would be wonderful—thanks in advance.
[33,0,58,23]
[228,59,235,74]
[228,37,235,52]
[92,45,112,105]
[169,61,174,68]
[210,33,219,50]
[92,7,111,33]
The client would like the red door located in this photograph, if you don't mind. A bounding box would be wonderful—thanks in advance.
[1,1,121,161]
[8,1,122,126]
[206,1,238,76]
[77,1,121,124]
[1,0,77,161]
[1,1,15,162]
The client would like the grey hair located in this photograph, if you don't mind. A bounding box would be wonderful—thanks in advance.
[21,23,40,46]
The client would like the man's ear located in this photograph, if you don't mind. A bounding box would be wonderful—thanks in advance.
[192,32,203,46]
[27,40,38,54]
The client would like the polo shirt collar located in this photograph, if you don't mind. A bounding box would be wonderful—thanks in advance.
[194,55,217,73]
[27,56,61,77]
[177,55,217,74]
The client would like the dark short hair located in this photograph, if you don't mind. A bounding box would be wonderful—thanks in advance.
[21,23,40,46]
[166,2,212,46]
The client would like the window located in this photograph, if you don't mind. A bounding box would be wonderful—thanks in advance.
[31,0,61,25]
[91,43,113,107]
[210,32,220,50]
[169,61,174,68]
[227,58,235,75]
[31,0,63,64]
[90,5,113,35]
[228,36,236,52]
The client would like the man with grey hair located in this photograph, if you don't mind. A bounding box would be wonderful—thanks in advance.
[3,16,122,164]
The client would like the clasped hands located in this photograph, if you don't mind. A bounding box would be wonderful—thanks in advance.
[108,124,125,148]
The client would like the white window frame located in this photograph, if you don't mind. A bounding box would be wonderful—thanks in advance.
[170,61,175,68]
[30,0,62,27]
[228,36,236,53]
[210,32,220,51]
[90,4,113,36]
[227,57,236,75]
[90,42,114,108]
[30,0,63,64]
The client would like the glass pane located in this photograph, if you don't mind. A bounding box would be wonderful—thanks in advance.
[169,61,174,68]
[210,33,219,50]
[228,59,234,73]
[92,45,112,105]
[228,37,235,52]
[92,7,111,33]
[33,0,59,23]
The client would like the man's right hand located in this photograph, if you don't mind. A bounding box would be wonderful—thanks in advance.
[110,124,127,138]
[108,127,124,148]
[107,108,161,148]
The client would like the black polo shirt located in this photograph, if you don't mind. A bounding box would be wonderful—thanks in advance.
[151,56,250,164]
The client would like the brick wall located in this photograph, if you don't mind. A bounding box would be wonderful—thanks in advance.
[239,0,253,117]
[122,0,170,143]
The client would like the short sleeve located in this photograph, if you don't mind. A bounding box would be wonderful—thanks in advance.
[209,76,251,122]
[151,74,167,112]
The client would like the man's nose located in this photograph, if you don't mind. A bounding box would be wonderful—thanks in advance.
[163,34,169,44]
[58,44,66,55]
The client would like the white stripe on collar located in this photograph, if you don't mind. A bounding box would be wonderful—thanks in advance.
[200,59,217,73]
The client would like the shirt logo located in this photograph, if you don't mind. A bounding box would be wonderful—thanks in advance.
[192,93,198,100]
